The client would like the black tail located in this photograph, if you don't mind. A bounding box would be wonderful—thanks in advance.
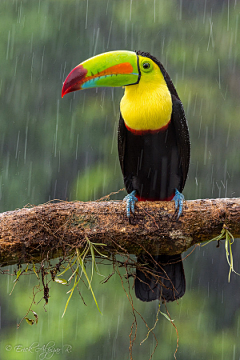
[135,254,185,302]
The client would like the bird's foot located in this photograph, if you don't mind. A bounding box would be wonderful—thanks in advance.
[123,190,138,218]
[172,189,184,219]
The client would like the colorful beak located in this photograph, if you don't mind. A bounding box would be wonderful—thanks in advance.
[62,50,140,97]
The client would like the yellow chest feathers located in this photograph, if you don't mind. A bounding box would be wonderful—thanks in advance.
[120,65,172,132]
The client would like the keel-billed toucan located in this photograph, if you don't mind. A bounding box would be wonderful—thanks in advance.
[62,50,190,302]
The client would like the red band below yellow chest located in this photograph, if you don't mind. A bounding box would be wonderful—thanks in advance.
[124,120,170,135]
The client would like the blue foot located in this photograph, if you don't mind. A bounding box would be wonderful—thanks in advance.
[123,190,138,218]
[173,189,184,219]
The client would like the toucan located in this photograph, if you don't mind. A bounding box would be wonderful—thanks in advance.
[62,50,190,302]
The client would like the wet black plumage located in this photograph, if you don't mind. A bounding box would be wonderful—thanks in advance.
[118,51,190,302]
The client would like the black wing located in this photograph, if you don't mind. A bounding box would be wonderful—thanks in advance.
[171,95,190,192]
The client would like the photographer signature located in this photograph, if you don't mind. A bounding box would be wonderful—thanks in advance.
[5,341,72,359]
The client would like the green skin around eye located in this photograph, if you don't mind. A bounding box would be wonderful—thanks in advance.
[141,61,153,72]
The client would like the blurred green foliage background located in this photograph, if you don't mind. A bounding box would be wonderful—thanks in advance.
[1,0,240,359]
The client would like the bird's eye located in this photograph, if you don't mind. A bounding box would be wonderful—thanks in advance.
[143,62,150,69]
[141,60,153,72]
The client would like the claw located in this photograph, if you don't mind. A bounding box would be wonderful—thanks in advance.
[173,189,184,219]
[123,190,138,218]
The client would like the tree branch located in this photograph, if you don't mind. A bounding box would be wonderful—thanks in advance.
[0,198,240,267]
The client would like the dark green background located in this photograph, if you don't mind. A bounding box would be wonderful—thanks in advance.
[0,0,240,358]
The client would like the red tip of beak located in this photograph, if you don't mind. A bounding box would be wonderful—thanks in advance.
[62,65,88,97]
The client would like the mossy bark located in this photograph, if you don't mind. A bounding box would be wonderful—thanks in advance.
[0,198,240,266]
